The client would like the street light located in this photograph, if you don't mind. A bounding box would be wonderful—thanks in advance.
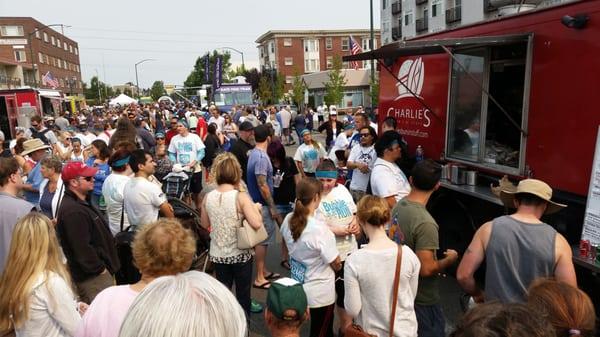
[219,47,245,70]
[28,24,69,85]
[134,58,155,98]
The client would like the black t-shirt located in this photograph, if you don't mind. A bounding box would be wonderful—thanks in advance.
[273,157,299,205]
[230,139,254,183]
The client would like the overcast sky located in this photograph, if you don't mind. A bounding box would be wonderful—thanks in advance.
[1,0,380,89]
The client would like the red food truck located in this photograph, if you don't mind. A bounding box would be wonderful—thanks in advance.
[345,0,599,299]
[0,87,64,139]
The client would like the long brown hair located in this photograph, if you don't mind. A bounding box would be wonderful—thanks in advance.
[527,279,596,337]
[0,213,73,330]
[290,178,322,241]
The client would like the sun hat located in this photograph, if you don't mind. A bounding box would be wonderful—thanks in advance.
[61,161,98,181]
[499,179,566,214]
[266,278,307,321]
[20,138,51,156]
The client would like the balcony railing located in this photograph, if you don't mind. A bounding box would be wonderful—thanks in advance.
[392,26,402,40]
[0,76,22,87]
[391,1,402,14]
[416,17,429,32]
[446,6,462,23]
[416,0,427,5]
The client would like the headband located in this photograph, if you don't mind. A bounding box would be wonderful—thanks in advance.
[112,156,130,167]
[315,170,338,179]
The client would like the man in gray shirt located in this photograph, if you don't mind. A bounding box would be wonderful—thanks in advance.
[0,157,35,273]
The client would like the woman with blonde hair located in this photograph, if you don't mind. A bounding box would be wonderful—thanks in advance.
[344,195,421,337]
[527,278,596,337]
[0,212,83,337]
[280,178,341,337]
[76,218,196,337]
[200,152,263,318]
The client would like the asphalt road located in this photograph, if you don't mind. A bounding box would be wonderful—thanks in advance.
[244,130,464,337]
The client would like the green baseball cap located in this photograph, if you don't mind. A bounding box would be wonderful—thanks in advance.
[266,278,307,321]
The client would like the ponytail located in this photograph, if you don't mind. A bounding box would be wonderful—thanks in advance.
[289,178,323,241]
[311,139,320,151]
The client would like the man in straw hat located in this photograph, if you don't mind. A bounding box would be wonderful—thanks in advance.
[457,178,576,303]
[20,138,52,205]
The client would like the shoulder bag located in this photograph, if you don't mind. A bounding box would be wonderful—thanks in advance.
[345,245,403,337]
[114,198,140,284]
[235,191,268,249]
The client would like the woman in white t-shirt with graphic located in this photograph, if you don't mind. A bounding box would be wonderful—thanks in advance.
[280,178,341,337]
[344,195,421,337]
[294,129,327,178]
[314,159,360,334]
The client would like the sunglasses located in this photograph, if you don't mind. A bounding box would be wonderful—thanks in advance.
[79,176,94,182]
[31,123,39,127]
[157,137,165,140]
[359,133,370,138]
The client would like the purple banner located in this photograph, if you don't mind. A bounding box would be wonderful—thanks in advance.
[213,56,222,89]
[204,54,210,83]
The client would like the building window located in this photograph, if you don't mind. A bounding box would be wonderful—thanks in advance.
[35,30,41,39]
[38,52,44,63]
[14,50,26,62]
[326,37,332,50]
[76,65,80,72]
[285,76,293,84]
[404,12,413,26]
[74,47,78,55]
[64,43,68,51]
[69,45,73,53]
[269,42,274,53]
[57,39,61,48]
[342,61,350,69]
[43,32,49,42]
[283,38,292,47]
[284,57,293,66]
[44,55,48,64]
[304,59,320,73]
[1,25,24,37]
[432,3,439,17]
[341,37,350,51]
[304,39,318,52]
[51,36,55,46]
[383,0,387,9]
[326,56,333,69]
[362,38,370,51]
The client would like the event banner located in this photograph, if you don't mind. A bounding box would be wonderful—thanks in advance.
[204,53,210,84]
[213,56,222,89]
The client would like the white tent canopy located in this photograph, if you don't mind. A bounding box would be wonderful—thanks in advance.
[109,94,138,106]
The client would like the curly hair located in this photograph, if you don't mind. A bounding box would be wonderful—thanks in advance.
[132,218,196,277]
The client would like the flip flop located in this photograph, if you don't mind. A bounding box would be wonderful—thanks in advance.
[252,281,271,289]
[265,272,281,280]
[280,260,291,270]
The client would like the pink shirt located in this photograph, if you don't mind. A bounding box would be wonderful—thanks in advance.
[76,285,139,337]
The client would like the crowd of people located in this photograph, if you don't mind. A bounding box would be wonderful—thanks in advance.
[0,100,596,337]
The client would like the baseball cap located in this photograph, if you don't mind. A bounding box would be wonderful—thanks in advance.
[62,162,98,181]
[239,121,254,131]
[266,278,307,321]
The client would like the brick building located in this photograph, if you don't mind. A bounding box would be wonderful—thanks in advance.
[0,17,82,95]
[255,29,381,90]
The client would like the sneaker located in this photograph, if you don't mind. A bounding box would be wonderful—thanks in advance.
[250,299,263,313]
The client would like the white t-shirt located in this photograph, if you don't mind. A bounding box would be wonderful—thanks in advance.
[370,121,378,134]
[344,246,420,337]
[208,115,225,132]
[348,145,377,192]
[102,173,131,235]
[123,177,167,227]
[280,109,292,128]
[328,132,350,163]
[95,129,114,145]
[281,215,339,308]
[370,158,411,202]
[316,184,357,261]
[168,133,205,168]
[294,143,327,174]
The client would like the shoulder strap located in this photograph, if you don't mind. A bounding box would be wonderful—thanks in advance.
[389,245,403,337]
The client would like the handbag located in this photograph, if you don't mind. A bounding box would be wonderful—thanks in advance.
[235,191,268,249]
[345,245,403,337]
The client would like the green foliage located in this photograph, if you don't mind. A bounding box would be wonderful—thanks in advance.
[114,88,122,96]
[150,81,165,101]
[368,72,379,107]
[242,68,261,93]
[183,51,232,94]
[273,73,285,104]
[83,76,113,104]
[257,76,272,105]
[324,56,347,106]
[123,87,132,97]
[291,69,306,108]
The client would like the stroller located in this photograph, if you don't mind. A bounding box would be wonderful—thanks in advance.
[169,196,212,272]
[162,165,193,201]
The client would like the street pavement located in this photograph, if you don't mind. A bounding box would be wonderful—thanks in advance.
[244,131,464,337]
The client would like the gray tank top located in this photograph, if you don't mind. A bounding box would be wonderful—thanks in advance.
[484,215,556,303]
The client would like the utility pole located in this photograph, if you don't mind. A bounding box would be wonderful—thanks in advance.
[135,59,155,98]
[370,0,376,115]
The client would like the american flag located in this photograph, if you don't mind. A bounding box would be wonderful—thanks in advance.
[349,35,363,70]
[42,71,59,89]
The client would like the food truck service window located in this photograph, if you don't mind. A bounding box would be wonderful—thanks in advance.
[446,40,531,174]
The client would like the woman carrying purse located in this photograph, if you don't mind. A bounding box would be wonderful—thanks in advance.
[200,153,263,318]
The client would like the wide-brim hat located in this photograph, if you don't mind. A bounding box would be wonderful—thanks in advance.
[20,138,51,156]
[499,179,566,214]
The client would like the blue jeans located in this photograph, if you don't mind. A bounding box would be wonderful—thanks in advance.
[415,303,446,337]
[275,203,293,218]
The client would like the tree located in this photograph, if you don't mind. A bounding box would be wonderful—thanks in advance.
[257,75,272,105]
[123,87,133,97]
[150,81,166,101]
[291,69,306,109]
[83,76,113,104]
[242,68,261,93]
[368,72,379,107]
[114,88,122,96]
[273,72,285,104]
[324,56,347,106]
[183,50,232,94]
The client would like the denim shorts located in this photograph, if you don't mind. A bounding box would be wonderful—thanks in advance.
[275,203,294,217]
[261,205,277,246]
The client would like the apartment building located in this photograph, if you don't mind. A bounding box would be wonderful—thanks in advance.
[0,17,82,94]
[255,29,381,90]
[380,0,577,44]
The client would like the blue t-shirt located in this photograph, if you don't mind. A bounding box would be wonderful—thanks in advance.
[25,161,44,204]
[85,157,111,196]
[247,148,273,204]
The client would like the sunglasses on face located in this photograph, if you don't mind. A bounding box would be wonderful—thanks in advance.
[157,137,165,140]
[31,123,39,128]
[79,176,93,182]
[359,133,370,138]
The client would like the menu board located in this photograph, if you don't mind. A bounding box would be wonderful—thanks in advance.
[582,127,600,245]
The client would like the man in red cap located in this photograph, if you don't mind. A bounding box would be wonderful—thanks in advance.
[56,162,120,303]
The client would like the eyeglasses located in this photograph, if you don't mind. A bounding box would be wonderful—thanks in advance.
[31,123,39,128]
[79,176,94,182]
[156,137,165,140]
[359,133,370,138]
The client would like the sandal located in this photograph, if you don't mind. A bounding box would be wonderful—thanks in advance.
[252,281,271,289]
[265,272,281,280]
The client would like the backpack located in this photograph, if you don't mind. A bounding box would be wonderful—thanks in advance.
[30,127,52,145]
[114,201,141,285]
